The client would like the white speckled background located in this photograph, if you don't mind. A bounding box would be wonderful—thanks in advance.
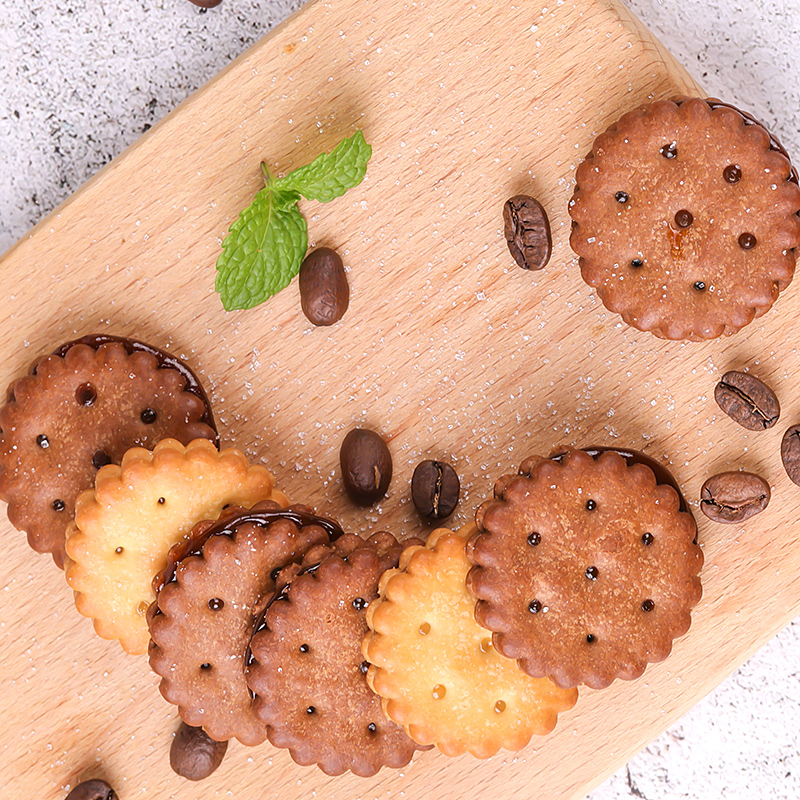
[1,1,799,797]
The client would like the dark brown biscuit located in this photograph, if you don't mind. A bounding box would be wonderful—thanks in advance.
[291,530,415,574]
[467,449,702,690]
[569,97,800,340]
[148,501,340,746]
[0,336,217,567]
[246,532,424,776]
[269,531,424,600]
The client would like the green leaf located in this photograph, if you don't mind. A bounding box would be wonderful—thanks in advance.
[214,130,371,311]
[215,186,307,311]
[275,130,372,203]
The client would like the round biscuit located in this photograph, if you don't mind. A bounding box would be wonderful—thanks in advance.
[246,535,422,777]
[364,527,578,758]
[569,98,800,340]
[468,449,702,689]
[0,338,217,567]
[148,501,332,745]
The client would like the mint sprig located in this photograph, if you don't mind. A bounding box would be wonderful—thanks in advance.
[273,129,372,202]
[215,130,372,311]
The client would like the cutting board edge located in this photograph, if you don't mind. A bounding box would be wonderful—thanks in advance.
[576,607,798,799]
[0,0,707,272]
[599,0,704,96]
[5,2,786,799]
[0,0,331,269]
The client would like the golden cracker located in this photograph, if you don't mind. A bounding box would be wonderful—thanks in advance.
[65,438,286,654]
[363,527,578,758]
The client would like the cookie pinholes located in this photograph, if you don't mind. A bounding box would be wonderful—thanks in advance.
[246,532,424,777]
[468,449,702,690]
[148,501,340,745]
[363,527,577,758]
[0,336,218,567]
[569,97,800,340]
[64,438,286,654]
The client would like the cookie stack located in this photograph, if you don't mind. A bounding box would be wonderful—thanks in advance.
[0,337,704,777]
[150,506,432,775]
[0,335,428,776]
[0,335,220,568]
[363,526,578,758]
[364,448,702,756]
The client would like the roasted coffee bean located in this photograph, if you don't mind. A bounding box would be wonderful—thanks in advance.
[781,424,800,486]
[502,195,552,271]
[339,428,392,505]
[170,722,228,781]
[65,780,116,800]
[411,460,460,519]
[299,247,350,326]
[700,471,770,523]
[714,371,780,431]
[188,0,223,8]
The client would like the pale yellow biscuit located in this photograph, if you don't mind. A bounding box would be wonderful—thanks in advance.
[64,438,287,654]
[363,526,578,759]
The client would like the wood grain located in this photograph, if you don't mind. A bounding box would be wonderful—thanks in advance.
[1,0,796,798]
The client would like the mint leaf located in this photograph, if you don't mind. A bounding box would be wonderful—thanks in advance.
[275,130,372,203]
[215,130,371,311]
[215,185,307,311]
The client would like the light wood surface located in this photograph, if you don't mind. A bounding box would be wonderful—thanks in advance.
[2,0,797,798]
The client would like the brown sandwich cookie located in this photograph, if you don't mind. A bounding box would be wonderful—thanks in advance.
[148,501,344,746]
[246,532,425,777]
[270,531,411,591]
[0,335,217,567]
[569,97,800,340]
[467,448,702,689]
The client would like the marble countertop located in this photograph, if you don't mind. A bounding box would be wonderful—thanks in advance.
[1,1,798,797]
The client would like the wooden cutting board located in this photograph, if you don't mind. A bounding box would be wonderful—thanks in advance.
[2,0,797,797]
